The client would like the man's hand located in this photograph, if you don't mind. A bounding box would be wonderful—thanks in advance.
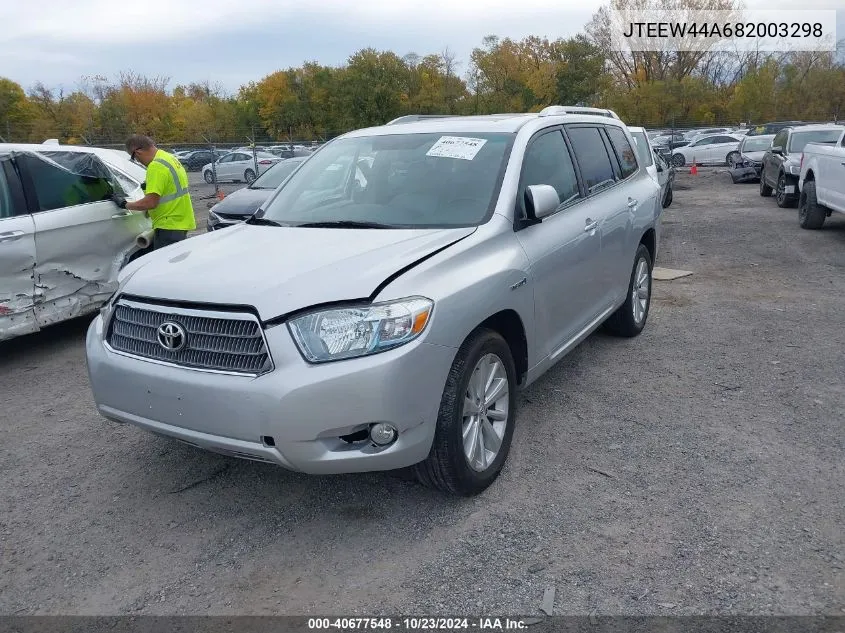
[111,194,128,209]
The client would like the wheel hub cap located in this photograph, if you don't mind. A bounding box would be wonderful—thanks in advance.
[461,354,509,473]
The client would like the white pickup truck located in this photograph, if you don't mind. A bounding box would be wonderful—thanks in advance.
[797,127,845,229]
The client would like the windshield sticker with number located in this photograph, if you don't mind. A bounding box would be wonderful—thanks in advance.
[426,136,488,161]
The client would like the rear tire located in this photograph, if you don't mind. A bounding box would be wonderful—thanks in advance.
[798,181,826,230]
[203,171,214,184]
[662,186,673,208]
[759,175,772,197]
[244,169,256,183]
[414,329,517,496]
[671,153,685,167]
[726,151,740,166]
[604,244,652,338]
[776,173,796,208]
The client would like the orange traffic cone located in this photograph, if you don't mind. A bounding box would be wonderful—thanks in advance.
[216,189,225,200]
[690,156,698,175]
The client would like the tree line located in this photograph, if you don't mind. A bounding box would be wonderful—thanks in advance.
[1,0,844,145]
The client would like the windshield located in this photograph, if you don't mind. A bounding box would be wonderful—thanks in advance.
[259,132,513,228]
[742,136,774,152]
[789,130,843,152]
[630,132,653,167]
[250,159,304,189]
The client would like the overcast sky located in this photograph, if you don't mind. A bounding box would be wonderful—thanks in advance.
[1,0,842,95]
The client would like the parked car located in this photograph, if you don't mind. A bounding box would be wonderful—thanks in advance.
[759,125,845,208]
[85,107,661,496]
[268,145,313,159]
[207,157,308,231]
[796,127,845,229]
[0,143,149,341]
[670,134,742,167]
[628,126,674,208]
[202,151,282,184]
[179,149,228,171]
[683,127,733,142]
[728,134,775,183]
[746,121,806,137]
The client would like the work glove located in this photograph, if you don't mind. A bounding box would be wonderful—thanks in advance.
[111,194,128,209]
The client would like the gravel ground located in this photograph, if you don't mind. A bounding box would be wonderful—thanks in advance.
[1,168,843,616]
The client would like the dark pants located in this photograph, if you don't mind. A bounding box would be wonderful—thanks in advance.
[152,229,188,250]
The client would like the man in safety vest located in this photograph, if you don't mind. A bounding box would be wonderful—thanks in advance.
[113,134,196,250]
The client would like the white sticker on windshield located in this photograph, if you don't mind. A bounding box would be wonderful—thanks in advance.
[426,136,487,161]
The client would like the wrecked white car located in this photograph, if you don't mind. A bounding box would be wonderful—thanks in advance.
[0,144,150,341]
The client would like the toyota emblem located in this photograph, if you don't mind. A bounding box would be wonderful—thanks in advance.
[157,321,187,352]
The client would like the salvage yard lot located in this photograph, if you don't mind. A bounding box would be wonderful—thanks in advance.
[1,169,843,616]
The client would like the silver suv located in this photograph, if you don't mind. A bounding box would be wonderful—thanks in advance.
[86,107,662,496]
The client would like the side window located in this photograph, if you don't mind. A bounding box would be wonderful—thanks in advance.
[219,154,234,163]
[716,136,737,143]
[0,163,15,219]
[517,130,580,216]
[605,126,638,178]
[21,154,114,212]
[566,126,617,193]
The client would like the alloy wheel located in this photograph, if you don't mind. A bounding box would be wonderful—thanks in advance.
[631,257,650,325]
[461,353,509,473]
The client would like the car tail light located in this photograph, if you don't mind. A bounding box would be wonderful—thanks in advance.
[259,160,273,165]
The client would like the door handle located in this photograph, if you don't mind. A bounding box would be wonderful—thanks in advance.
[111,212,132,218]
[584,219,598,232]
[627,198,638,208]
[0,230,24,243]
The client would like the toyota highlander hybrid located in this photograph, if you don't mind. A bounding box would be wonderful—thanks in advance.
[86,107,661,496]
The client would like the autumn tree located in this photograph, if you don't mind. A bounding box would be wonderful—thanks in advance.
[0,78,32,141]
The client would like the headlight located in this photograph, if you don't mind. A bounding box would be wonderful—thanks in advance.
[788,164,800,175]
[208,209,220,224]
[288,297,434,363]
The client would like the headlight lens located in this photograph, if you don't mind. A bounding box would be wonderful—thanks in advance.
[288,297,434,363]
[788,164,800,175]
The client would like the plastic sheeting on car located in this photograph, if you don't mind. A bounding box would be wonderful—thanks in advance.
[10,150,117,212]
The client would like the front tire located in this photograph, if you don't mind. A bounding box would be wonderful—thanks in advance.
[798,181,826,230]
[414,329,517,496]
[605,244,653,338]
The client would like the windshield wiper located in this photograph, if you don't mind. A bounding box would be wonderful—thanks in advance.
[245,215,286,227]
[295,220,391,229]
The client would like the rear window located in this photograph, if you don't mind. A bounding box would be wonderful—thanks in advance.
[788,130,843,153]
[566,126,617,193]
[606,127,639,177]
[630,131,654,167]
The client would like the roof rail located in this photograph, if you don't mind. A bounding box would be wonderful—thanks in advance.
[386,114,459,125]
[537,106,620,120]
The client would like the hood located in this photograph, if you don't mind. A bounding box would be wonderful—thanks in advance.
[741,150,767,161]
[121,224,476,320]
[210,187,272,217]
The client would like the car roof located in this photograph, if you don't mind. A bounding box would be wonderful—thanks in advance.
[785,124,844,132]
[342,110,625,138]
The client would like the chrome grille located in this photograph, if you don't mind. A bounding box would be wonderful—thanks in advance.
[106,299,272,375]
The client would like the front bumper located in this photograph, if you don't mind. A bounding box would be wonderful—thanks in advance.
[86,314,455,474]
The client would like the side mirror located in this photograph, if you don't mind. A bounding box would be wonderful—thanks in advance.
[656,163,664,173]
[525,184,560,221]
[772,147,783,155]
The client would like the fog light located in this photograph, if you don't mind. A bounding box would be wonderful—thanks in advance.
[369,423,397,446]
